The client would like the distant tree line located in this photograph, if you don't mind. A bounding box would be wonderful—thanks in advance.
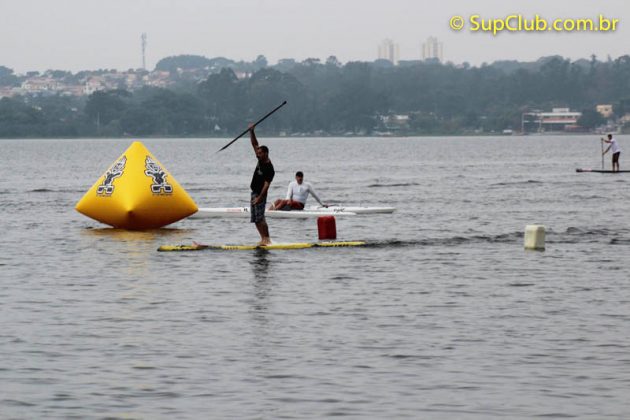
[1,54,629,138]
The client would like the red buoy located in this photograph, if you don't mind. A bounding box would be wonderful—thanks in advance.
[317,216,337,240]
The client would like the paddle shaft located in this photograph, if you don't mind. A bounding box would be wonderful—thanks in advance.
[217,101,287,152]
[601,138,604,170]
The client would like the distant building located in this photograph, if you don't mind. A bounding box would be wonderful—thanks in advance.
[143,71,172,88]
[596,104,614,118]
[378,39,399,65]
[62,85,85,96]
[380,114,410,131]
[522,108,583,133]
[0,87,17,98]
[233,71,252,80]
[21,77,59,94]
[422,36,443,62]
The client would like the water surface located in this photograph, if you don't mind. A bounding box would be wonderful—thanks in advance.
[1,136,630,418]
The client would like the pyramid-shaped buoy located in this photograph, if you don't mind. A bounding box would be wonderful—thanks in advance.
[75,141,198,229]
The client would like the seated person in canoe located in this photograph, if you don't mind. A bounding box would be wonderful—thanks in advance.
[269,171,327,210]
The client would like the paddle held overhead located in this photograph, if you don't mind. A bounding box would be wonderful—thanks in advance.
[216,100,287,153]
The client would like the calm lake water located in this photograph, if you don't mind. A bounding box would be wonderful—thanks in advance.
[1,136,630,419]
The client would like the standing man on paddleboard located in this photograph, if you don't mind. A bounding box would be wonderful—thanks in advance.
[249,123,274,245]
[602,133,621,172]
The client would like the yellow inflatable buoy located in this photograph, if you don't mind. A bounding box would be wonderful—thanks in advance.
[75,141,198,229]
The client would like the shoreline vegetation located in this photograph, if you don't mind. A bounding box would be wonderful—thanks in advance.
[1,53,629,138]
[0,132,616,141]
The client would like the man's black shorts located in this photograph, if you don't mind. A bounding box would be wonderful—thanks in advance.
[250,192,266,223]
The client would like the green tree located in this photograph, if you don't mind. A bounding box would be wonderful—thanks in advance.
[155,55,213,72]
[198,68,244,133]
[0,66,20,86]
[254,55,268,69]
[578,109,606,129]
[0,97,45,137]
[84,90,131,134]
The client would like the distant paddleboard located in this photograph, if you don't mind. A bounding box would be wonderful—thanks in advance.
[576,168,630,173]
[158,241,366,251]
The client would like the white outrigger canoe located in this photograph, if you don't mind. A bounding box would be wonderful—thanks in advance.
[188,205,395,219]
[308,205,395,214]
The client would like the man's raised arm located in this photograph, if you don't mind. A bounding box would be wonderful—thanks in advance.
[249,123,259,154]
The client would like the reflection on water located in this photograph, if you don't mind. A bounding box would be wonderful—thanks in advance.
[250,250,273,312]
[250,249,271,278]
[82,227,194,240]
[247,250,278,385]
[79,227,193,277]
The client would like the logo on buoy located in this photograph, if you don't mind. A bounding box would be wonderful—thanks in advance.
[144,156,173,194]
[96,156,127,196]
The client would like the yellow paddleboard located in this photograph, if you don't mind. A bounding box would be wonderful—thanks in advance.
[157,241,366,252]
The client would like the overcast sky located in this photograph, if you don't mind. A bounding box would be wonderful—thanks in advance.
[0,0,628,73]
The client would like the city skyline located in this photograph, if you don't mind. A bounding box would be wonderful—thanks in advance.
[377,39,400,65]
[0,0,628,73]
[422,37,443,63]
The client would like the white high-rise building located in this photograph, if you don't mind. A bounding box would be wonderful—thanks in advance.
[422,36,443,62]
[377,39,399,65]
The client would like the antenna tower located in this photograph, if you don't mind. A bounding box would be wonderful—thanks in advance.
[141,33,147,70]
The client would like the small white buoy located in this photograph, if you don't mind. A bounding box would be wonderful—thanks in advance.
[524,224,545,251]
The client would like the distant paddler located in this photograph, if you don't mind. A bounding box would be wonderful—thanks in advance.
[269,171,328,210]
[602,133,621,172]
